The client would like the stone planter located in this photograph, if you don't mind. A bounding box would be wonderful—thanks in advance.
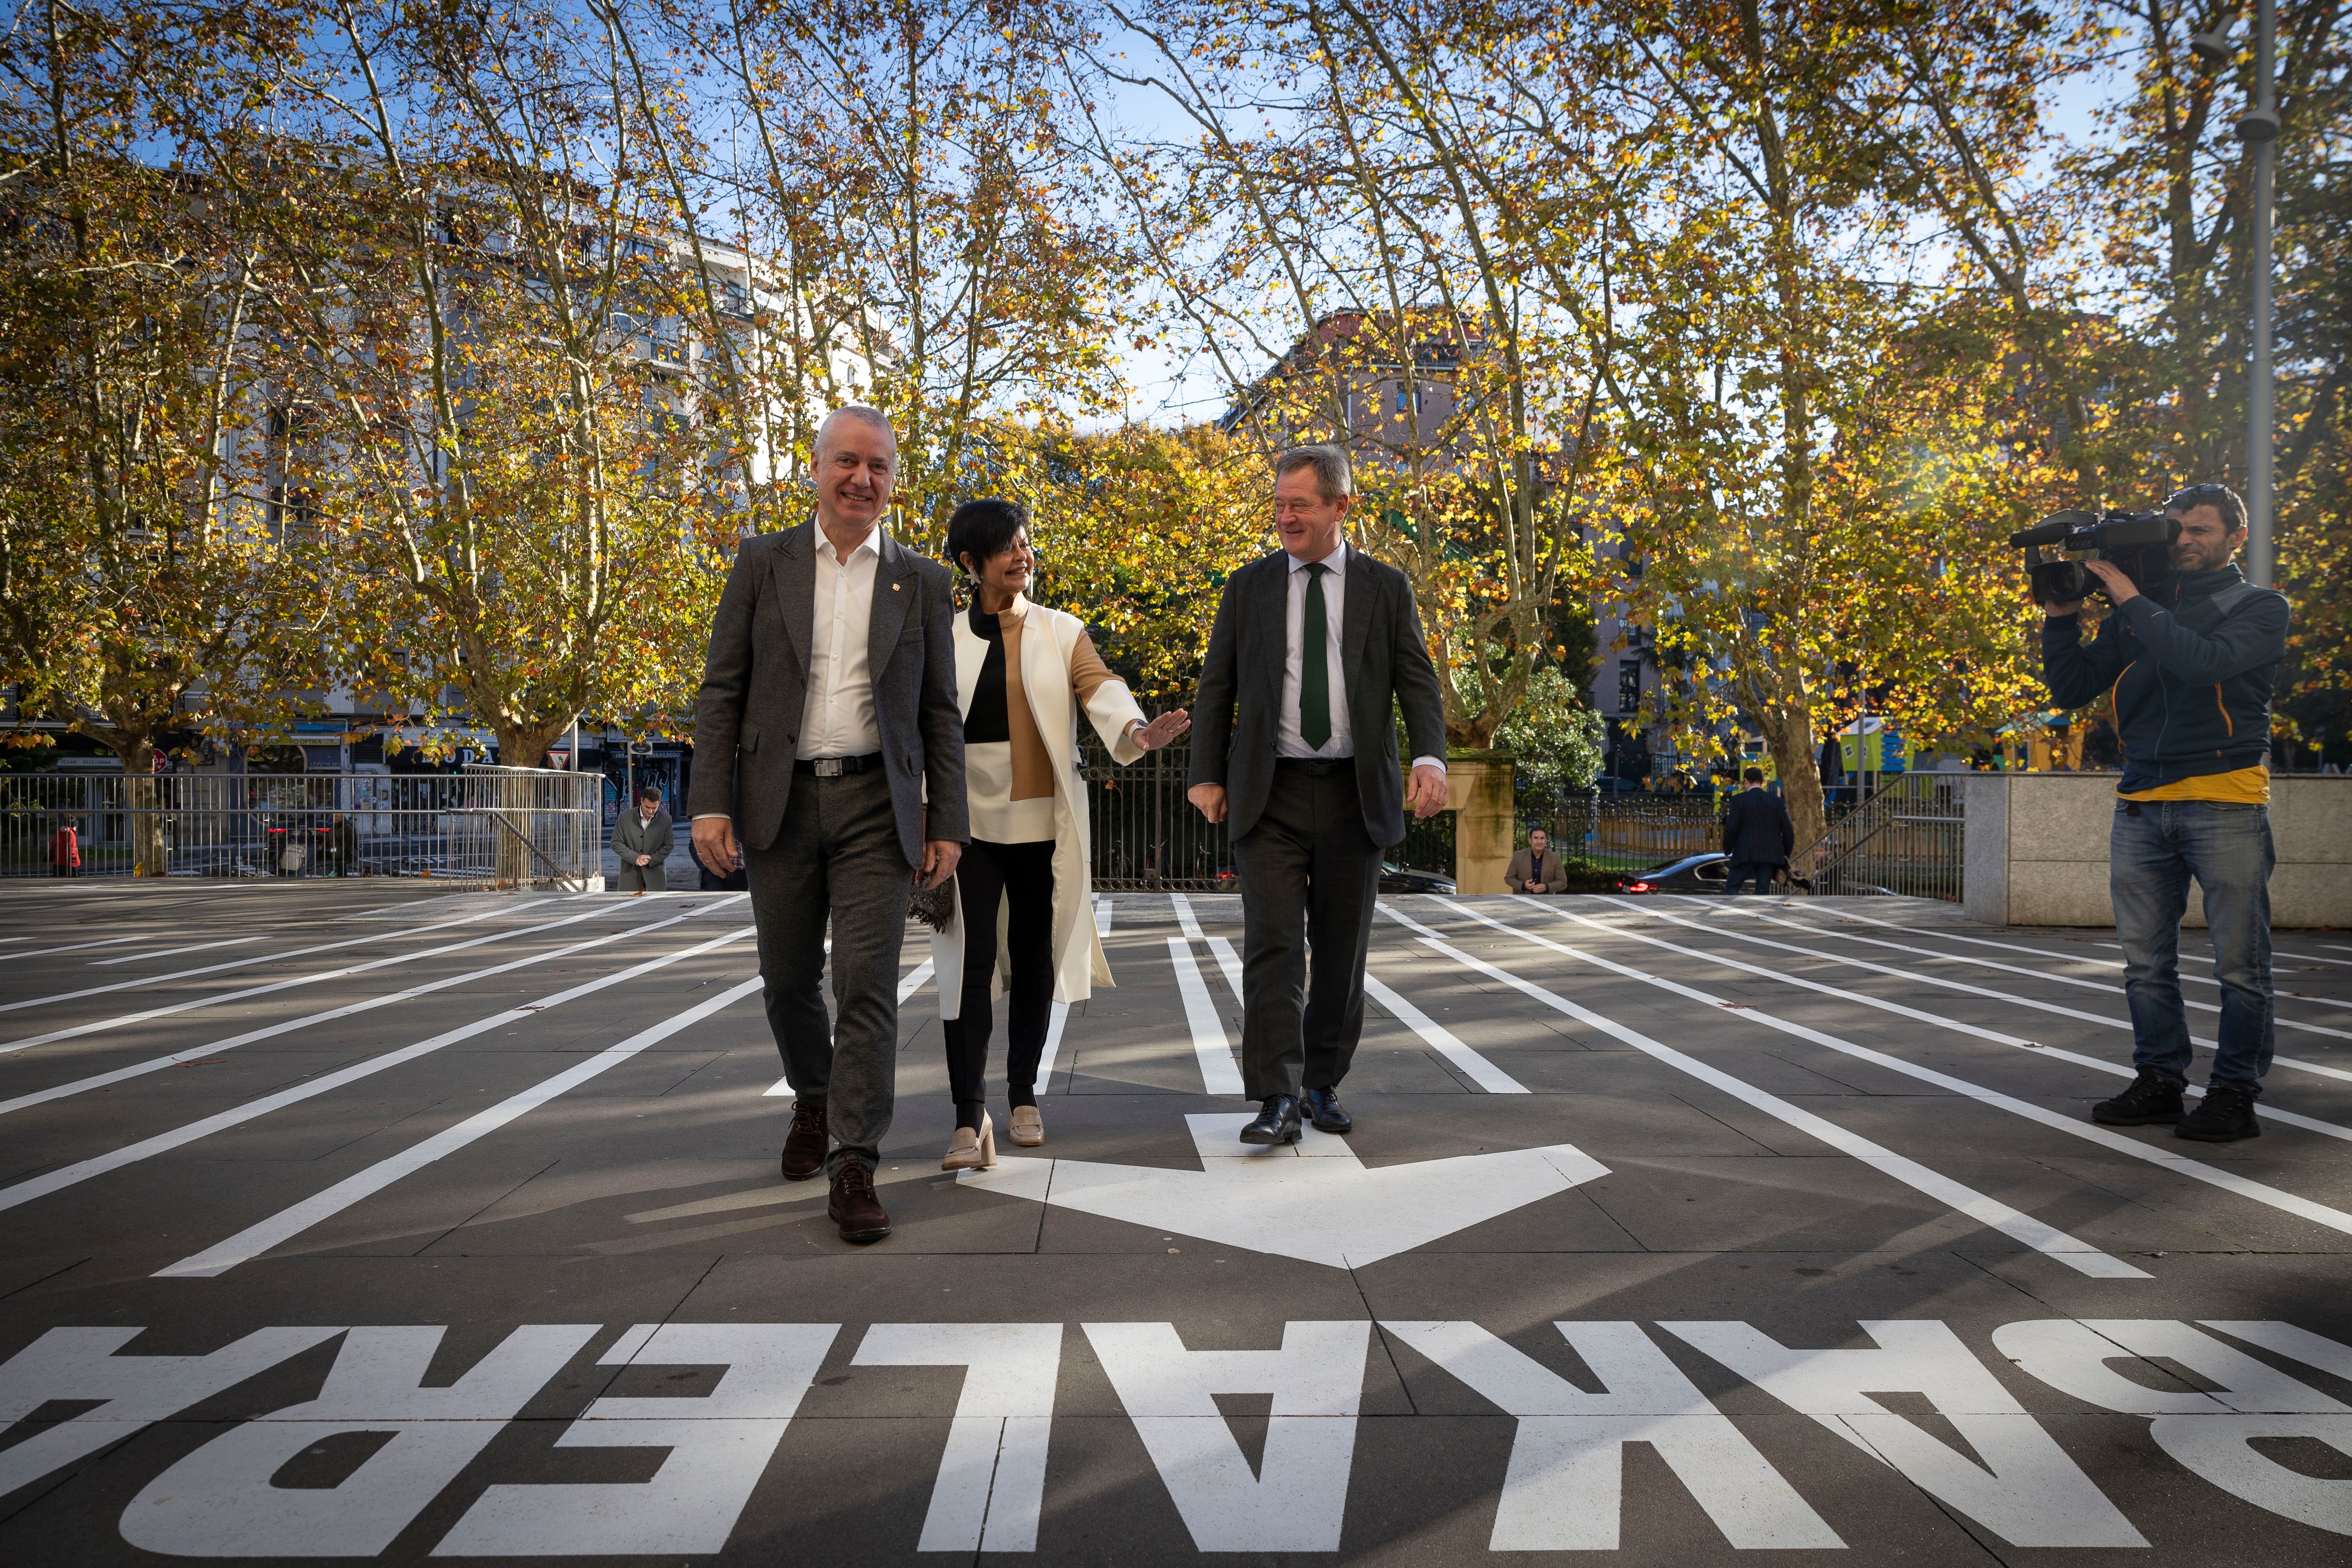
[1444,750,1516,895]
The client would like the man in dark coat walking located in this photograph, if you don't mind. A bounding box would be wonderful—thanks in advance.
[1722,768,1793,894]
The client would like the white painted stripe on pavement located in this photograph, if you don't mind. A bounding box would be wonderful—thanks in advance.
[762,956,933,1097]
[1711,899,2352,1040]
[155,974,771,1277]
[1380,907,2144,1276]
[0,898,554,1020]
[91,935,273,966]
[1204,934,1245,1001]
[0,897,752,1118]
[4,936,144,961]
[1032,899,1110,1091]
[0,898,702,1060]
[0,922,759,1216]
[1502,899,2352,1230]
[1168,891,1204,941]
[1615,899,2352,1136]
[1362,972,1529,1094]
[1802,905,2352,1015]
[1167,936,1244,1095]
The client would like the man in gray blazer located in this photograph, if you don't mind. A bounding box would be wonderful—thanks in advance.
[1187,444,1448,1145]
[612,785,673,893]
[690,406,966,1243]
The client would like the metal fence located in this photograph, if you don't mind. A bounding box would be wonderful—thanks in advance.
[1,764,601,887]
[1081,740,1234,891]
[1565,794,1727,871]
[1802,772,1966,900]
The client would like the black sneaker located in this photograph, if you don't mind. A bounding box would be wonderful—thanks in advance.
[2091,1072,2184,1126]
[2177,1084,2261,1143]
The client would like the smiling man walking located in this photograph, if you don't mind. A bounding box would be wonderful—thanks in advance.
[1187,444,1448,1145]
[691,406,966,1240]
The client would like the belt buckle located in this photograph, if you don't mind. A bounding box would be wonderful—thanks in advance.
[815,757,845,779]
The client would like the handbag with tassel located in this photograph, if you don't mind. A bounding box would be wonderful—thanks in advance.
[908,873,955,932]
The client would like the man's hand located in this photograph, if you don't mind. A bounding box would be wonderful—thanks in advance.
[1187,782,1228,823]
[1524,878,1544,893]
[919,839,962,890]
[635,853,650,867]
[691,816,741,879]
[1407,763,1447,820]
[2042,595,2085,619]
[2082,558,2139,604]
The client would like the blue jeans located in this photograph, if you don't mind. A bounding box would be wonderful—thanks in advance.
[2110,799,2275,1093]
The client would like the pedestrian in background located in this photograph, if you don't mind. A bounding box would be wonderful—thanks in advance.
[49,817,79,877]
[1721,767,1792,894]
[613,784,672,894]
[325,812,360,876]
[932,498,1189,1168]
[1507,826,1569,894]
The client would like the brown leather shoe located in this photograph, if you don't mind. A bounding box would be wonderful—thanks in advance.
[780,1099,827,1182]
[826,1162,890,1242]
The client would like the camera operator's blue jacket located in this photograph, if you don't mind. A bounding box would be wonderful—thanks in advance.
[2041,564,2289,794]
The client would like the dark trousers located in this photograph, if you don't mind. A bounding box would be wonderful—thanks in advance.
[744,769,913,1178]
[616,860,666,892]
[944,837,1056,1115]
[1726,860,1776,894]
[1232,761,1383,1101]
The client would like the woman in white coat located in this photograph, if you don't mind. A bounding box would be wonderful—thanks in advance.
[935,499,1189,1169]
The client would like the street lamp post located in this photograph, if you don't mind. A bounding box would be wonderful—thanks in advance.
[2246,0,2278,589]
[2202,3,2281,587]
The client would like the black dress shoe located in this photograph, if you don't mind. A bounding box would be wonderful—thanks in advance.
[1302,1085,1352,1133]
[1239,1095,1302,1145]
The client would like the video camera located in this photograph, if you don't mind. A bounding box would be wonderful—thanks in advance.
[2009,508,2181,604]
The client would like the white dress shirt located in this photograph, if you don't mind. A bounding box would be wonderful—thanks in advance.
[1278,540,1444,773]
[799,523,884,760]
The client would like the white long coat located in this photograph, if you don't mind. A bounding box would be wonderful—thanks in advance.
[933,596,1146,1019]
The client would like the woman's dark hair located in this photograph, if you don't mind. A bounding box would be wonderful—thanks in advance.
[946,498,1028,575]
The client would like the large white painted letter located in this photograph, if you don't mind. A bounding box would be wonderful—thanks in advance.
[0,1326,342,1501]
[2018,1320,2352,1535]
[852,1323,1063,1552]
[1383,1320,1841,1550]
[119,1324,597,1557]
[1663,1319,2145,1547]
[433,1322,838,1557]
[1084,1321,1369,1552]
[1994,1320,2348,1414]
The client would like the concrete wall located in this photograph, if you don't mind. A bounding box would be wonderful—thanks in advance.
[1962,772,2352,928]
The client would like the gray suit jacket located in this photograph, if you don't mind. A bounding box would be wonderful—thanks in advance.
[690,520,967,867]
[1187,547,1447,847]
[612,808,672,865]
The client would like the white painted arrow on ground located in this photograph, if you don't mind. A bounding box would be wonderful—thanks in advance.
[955,1114,1607,1269]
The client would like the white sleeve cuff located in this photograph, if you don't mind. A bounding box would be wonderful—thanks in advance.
[1409,756,1446,773]
[691,813,732,821]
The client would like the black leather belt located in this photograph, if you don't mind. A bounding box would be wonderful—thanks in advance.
[794,753,884,778]
[1274,756,1351,777]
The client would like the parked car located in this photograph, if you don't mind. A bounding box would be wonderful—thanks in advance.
[1615,852,1731,894]
[1380,862,1457,895]
[1615,852,1813,894]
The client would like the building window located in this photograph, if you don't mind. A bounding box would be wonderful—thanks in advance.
[1395,386,1418,414]
[1617,659,1641,716]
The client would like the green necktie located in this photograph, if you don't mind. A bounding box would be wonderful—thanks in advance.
[1301,561,1331,749]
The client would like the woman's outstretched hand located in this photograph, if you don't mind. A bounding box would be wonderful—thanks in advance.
[1132,708,1191,751]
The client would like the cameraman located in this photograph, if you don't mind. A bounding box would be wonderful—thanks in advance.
[2041,483,2289,1143]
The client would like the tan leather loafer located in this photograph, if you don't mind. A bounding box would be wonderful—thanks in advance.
[1009,1105,1043,1147]
[941,1112,996,1170]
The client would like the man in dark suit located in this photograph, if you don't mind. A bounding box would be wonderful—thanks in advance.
[1188,444,1448,1144]
[1506,826,1570,894]
[690,406,966,1242]
[611,785,673,893]
[1722,767,1794,894]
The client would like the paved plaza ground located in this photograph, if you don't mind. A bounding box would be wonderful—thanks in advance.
[1,880,2350,1565]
